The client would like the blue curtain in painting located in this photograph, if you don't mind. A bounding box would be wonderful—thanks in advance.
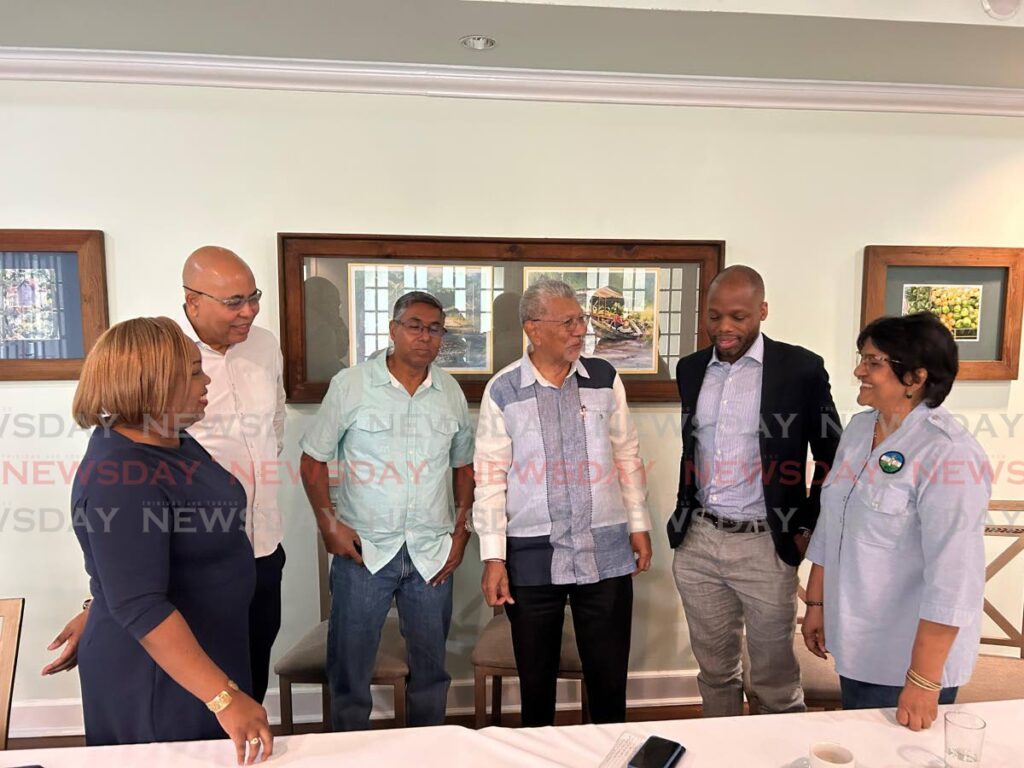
[0,251,83,360]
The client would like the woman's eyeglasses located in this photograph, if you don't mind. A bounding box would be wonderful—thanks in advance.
[855,351,901,370]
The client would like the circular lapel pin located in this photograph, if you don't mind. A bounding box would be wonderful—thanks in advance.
[879,450,905,474]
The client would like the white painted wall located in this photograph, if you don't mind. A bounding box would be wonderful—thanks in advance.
[1,79,1022,733]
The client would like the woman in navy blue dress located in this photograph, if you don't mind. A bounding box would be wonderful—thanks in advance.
[70,317,272,764]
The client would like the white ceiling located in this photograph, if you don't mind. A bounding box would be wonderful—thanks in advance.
[0,0,1023,89]
[469,0,1024,26]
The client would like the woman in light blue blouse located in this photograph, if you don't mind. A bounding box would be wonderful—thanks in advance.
[803,312,991,730]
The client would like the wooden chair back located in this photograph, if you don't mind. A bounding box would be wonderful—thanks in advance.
[0,598,26,751]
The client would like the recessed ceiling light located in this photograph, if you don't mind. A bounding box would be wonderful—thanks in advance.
[460,35,496,51]
[982,0,1021,19]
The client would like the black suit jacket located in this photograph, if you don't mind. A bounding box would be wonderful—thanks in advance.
[666,335,842,566]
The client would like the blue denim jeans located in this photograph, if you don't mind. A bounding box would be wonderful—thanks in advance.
[839,676,958,710]
[327,545,453,731]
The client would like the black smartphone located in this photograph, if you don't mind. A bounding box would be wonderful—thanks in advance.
[628,735,686,768]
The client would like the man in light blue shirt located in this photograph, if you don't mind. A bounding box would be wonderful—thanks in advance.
[669,266,842,717]
[300,291,475,731]
[693,332,766,521]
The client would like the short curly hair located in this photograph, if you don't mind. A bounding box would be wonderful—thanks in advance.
[857,312,958,407]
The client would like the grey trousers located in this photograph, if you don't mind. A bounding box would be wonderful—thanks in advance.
[672,516,805,717]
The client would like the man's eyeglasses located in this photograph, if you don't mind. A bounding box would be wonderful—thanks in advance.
[855,351,901,370]
[529,314,592,332]
[394,319,448,338]
[184,285,262,311]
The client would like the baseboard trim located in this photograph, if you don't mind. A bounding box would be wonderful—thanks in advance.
[9,669,701,738]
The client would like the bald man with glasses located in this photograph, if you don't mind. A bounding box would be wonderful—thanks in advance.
[176,246,287,707]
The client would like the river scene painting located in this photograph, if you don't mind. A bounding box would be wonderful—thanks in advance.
[524,266,659,373]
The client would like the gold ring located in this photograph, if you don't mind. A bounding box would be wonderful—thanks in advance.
[249,737,261,745]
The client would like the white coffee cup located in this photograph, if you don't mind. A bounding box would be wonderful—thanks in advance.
[809,742,854,767]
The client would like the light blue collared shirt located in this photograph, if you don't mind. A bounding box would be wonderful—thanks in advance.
[300,352,475,580]
[806,403,991,687]
[694,333,766,521]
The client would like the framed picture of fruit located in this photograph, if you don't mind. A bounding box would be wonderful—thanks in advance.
[902,285,982,341]
[862,246,1024,380]
[279,234,723,403]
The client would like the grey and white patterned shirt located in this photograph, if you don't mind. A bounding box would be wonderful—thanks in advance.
[473,353,650,586]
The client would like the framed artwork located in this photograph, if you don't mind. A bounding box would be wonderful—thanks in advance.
[279,234,724,403]
[348,263,494,374]
[0,230,108,381]
[523,266,660,374]
[901,285,982,342]
[862,246,1023,380]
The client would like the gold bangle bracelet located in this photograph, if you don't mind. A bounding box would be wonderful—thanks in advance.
[205,689,233,713]
[906,668,942,692]
[205,680,241,713]
[908,668,941,689]
[907,669,941,691]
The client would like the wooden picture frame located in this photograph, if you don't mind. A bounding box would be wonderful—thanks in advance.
[0,229,108,381]
[280,234,724,403]
[862,246,1023,381]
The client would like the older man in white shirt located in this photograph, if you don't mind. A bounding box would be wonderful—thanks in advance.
[474,279,652,727]
[44,246,287,705]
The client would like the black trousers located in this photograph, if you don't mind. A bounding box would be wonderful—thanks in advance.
[505,575,633,727]
[249,544,286,703]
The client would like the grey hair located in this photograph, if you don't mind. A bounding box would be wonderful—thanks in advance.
[519,279,579,326]
[392,291,444,320]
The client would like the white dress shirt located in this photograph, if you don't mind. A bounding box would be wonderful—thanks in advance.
[178,309,286,559]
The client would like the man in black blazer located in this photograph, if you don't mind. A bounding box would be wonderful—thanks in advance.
[667,265,841,717]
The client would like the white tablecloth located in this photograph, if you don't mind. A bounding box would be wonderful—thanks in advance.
[3,699,1021,767]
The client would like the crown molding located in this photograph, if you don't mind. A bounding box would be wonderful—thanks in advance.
[1,46,1022,117]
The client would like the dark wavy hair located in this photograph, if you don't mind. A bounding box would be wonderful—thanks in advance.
[856,312,958,408]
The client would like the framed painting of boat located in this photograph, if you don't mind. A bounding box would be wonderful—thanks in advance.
[279,234,723,403]
[523,266,660,374]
